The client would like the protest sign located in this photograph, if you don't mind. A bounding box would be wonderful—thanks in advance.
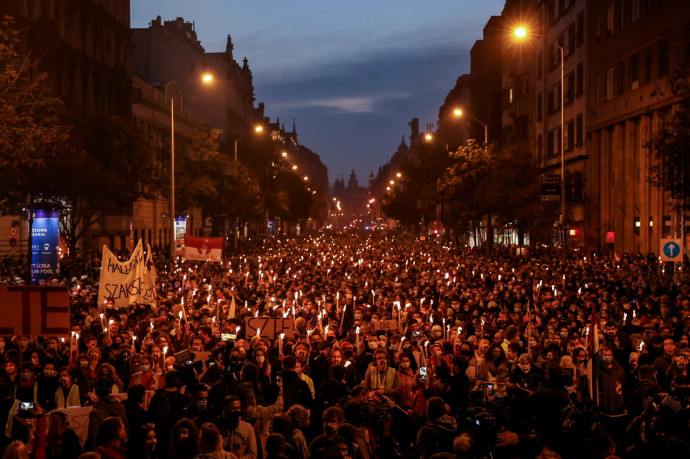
[0,286,70,337]
[245,317,296,339]
[184,235,223,262]
[97,240,157,308]
[372,320,398,332]
[46,406,93,447]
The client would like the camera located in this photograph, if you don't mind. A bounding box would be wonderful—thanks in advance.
[419,366,427,381]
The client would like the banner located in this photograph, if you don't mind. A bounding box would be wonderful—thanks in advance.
[31,210,60,284]
[184,235,223,262]
[46,406,92,448]
[97,240,157,308]
[0,286,70,337]
[245,317,296,339]
[372,319,398,332]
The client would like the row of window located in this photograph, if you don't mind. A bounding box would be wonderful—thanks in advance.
[603,39,669,101]
[535,112,584,159]
[600,0,664,40]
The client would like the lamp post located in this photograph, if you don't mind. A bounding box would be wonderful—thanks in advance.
[514,26,565,225]
[233,125,264,163]
[169,97,176,259]
[453,109,488,145]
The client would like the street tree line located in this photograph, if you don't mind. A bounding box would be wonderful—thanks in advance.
[0,17,313,273]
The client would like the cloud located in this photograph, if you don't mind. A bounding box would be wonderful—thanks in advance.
[273,92,412,114]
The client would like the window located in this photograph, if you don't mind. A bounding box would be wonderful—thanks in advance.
[537,93,543,121]
[566,121,575,151]
[605,66,614,100]
[632,0,640,21]
[566,72,575,103]
[567,24,576,56]
[618,60,626,94]
[537,51,543,79]
[576,12,584,45]
[606,3,614,37]
[630,53,639,89]
[548,89,555,113]
[576,62,584,95]
[644,45,654,83]
[575,114,583,146]
[548,130,555,157]
[659,39,670,76]
[537,134,543,159]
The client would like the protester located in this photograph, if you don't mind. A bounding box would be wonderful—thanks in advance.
[2,234,690,458]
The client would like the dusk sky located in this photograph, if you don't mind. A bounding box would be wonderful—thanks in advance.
[131,0,507,185]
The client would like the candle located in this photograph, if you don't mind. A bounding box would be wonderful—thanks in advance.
[279,333,285,355]
[256,327,261,337]
[356,326,360,346]
[443,318,446,338]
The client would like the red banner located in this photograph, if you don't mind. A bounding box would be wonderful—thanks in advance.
[184,235,223,262]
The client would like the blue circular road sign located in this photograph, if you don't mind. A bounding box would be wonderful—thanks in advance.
[663,241,681,259]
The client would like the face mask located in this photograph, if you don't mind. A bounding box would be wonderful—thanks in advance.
[368,342,379,350]
[601,356,613,364]
[44,370,56,377]
[434,349,443,357]
[402,343,412,351]
[79,361,89,368]
[196,400,207,410]
[20,373,32,382]
[47,344,57,350]
[560,332,569,339]
[354,314,363,321]
[389,344,399,351]
[140,364,151,372]
[400,362,410,369]
[227,411,240,424]
[461,350,472,357]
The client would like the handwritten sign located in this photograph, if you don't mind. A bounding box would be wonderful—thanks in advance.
[372,320,398,332]
[245,317,296,339]
[97,240,157,308]
[0,286,70,337]
[46,406,93,447]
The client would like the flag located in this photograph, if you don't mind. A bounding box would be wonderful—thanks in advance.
[184,235,223,261]
[227,296,236,320]
[587,301,600,403]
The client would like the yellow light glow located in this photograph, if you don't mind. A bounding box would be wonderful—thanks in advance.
[255,126,263,133]
[425,133,433,141]
[453,109,463,117]
[202,73,213,83]
[514,26,527,39]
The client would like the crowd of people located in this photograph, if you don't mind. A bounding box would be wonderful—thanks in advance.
[1,233,690,459]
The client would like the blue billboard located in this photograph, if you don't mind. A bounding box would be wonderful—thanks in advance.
[31,210,60,284]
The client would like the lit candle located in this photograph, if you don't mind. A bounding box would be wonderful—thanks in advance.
[279,333,285,355]
[256,327,261,337]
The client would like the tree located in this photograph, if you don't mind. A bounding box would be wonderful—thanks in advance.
[0,16,68,280]
[0,15,66,170]
[648,45,690,210]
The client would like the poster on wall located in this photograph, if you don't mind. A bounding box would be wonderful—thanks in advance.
[31,210,60,284]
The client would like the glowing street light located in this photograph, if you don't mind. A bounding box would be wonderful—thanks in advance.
[233,125,263,162]
[453,109,488,144]
[514,25,565,225]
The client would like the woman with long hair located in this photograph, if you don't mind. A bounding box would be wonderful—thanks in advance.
[127,425,157,459]
[169,418,199,459]
[45,411,82,459]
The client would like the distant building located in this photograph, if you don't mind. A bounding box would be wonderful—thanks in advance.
[332,171,370,229]
[132,16,263,142]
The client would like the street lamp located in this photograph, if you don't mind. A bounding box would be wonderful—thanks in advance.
[514,26,565,225]
[170,97,175,258]
[234,125,264,163]
[453,109,488,145]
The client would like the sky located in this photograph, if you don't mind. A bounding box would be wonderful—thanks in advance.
[130,0,507,185]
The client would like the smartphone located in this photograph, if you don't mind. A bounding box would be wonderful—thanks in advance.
[276,373,282,384]
[221,333,236,341]
[20,402,35,411]
[486,383,495,396]
[419,366,427,381]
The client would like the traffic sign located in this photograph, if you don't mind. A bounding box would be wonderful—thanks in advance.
[8,225,18,238]
[661,239,683,262]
